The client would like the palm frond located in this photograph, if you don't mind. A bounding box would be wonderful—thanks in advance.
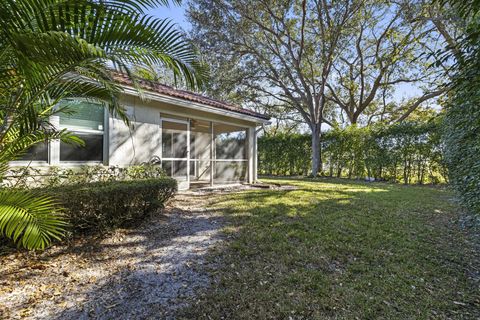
[0,0,206,89]
[0,0,205,250]
[0,190,67,250]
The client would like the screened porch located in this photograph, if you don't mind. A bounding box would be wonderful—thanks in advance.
[160,115,256,190]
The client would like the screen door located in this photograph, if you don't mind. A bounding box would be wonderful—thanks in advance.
[161,118,190,190]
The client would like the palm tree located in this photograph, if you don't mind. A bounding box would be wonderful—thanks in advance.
[0,0,207,249]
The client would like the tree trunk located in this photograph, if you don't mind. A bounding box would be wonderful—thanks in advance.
[329,156,334,177]
[392,161,397,183]
[311,124,322,176]
[403,158,410,184]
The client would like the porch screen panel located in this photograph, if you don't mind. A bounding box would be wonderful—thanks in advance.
[162,121,188,159]
[190,120,212,183]
[162,160,188,177]
[161,121,188,178]
[214,161,247,182]
[214,124,247,183]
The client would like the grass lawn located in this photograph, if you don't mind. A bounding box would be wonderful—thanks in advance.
[180,178,479,319]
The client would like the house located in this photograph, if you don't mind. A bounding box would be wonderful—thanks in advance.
[17,75,270,190]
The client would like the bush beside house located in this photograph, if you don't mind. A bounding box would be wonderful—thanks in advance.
[1,165,177,247]
[443,90,480,216]
[41,178,177,233]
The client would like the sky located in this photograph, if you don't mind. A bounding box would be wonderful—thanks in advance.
[147,3,190,31]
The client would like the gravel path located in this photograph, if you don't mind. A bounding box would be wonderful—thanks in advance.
[0,191,223,319]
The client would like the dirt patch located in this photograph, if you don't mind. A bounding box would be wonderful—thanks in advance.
[0,191,223,319]
[194,183,298,192]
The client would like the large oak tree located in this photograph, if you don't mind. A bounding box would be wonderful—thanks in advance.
[188,0,443,175]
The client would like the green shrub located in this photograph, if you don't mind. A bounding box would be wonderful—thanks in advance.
[2,164,168,188]
[443,89,480,215]
[40,178,177,233]
[47,164,168,186]
[439,0,480,216]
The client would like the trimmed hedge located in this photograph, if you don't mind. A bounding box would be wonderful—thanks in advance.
[443,89,480,215]
[40,178,177,233]
[441,2,480,216]
[259,121,446,184]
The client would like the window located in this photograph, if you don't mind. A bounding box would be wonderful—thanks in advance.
[58,100,105,162]
[58,100,105,131]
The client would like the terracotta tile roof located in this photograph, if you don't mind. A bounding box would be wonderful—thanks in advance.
[113,73,270,121]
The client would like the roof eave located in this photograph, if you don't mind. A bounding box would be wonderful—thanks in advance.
[120,85,270,124]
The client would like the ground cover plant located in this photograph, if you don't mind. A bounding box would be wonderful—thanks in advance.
[181,178,479,319]
[0,165,177,248]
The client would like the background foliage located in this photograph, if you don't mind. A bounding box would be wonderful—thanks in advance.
[259,120,447,185]
[441,0,480,215]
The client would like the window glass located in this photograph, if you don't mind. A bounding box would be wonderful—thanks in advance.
[58,100,104,131]
[18,142,48,162]
[60,134,103,161]
[58,99,105,162]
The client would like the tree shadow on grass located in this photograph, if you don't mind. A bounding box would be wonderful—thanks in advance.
[178,180,479,319]
[50,213,220,319]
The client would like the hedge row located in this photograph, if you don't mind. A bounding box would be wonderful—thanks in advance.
[443,87,480,215]
[259,121,447,184]
[40,178,177,233]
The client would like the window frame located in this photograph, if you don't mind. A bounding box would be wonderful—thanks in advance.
[10,100,109,167]
[9,141,51,167]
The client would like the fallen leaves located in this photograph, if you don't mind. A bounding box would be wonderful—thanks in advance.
[0,191,223,319]
[30,264,47,271]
